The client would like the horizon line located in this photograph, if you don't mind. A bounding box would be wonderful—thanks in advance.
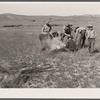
[0,13,100,17]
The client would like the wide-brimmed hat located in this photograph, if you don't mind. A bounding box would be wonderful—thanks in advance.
[66,23,72,27]
[87,24,93,28]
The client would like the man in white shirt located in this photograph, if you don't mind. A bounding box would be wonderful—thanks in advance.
[42,21,52,34]
[86,24,96,55]
[39,21,52,51]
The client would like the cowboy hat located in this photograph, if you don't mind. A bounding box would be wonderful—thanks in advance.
[87,24,93,28]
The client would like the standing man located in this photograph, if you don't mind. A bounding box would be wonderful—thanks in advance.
[39,21,52,51]
[86,24,96,55]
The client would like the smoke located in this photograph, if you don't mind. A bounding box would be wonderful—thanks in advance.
[46,37,65,51]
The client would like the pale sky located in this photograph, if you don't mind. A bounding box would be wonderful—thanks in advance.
[0,2,100,16]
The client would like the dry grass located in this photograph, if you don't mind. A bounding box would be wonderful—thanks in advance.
[0,14,100,88]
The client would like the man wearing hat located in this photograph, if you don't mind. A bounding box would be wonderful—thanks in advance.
[61,24,73,42]
[86,24,96,55]
[65,35,77,52]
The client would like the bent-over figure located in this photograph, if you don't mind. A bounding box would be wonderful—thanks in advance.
[74,27,86,50]
[61,24,73,42]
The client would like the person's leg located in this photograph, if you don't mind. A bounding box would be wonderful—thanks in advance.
[41,34,48,51]
[44,34,51,50]
[39,34,45,50]
[77,34,82,50]
[81,35,86,48]
[88,38,91,53]
[91,38,95,53]
[40,40,46,51]
[60,47,69,52]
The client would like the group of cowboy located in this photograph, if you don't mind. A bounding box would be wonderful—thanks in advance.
[41,20,96,56]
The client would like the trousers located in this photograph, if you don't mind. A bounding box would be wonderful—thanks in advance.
[88,38,95,54]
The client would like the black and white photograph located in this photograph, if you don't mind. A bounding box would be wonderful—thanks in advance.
[0,2,100,88]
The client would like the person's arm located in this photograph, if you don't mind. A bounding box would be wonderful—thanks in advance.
[85,30,89,39]
[42,25,45,33]
[74,30,78,42]
[63,26,66,33]
[93,30,96,38]
[49,24,52,32]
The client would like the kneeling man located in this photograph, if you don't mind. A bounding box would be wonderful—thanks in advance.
[65,35,77,52]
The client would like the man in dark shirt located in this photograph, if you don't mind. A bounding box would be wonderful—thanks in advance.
[65,35,77,52]
[61,24,73,42]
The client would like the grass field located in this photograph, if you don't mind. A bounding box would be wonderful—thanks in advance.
[0,13,100,88]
